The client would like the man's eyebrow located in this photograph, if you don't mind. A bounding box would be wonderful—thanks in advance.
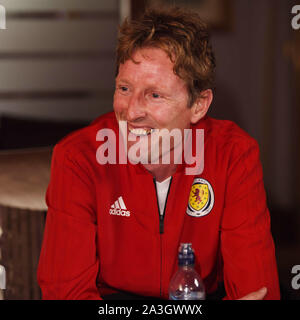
[115,78,131,84]
[147,85,163,92]
[148,83,170,92]
[115,80,170,94]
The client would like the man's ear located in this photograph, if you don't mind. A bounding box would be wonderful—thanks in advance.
[190,89,213,124]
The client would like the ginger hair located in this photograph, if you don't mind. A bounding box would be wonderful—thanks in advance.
[116,7,216,106]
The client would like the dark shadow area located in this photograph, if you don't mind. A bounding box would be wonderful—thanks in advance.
[0,115,88,149]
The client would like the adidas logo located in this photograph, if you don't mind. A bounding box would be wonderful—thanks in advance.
[109,196,130,217]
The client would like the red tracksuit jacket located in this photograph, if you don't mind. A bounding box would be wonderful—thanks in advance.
[37,112,280,300]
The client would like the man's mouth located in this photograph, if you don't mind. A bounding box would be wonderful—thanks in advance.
[128,127,156,136]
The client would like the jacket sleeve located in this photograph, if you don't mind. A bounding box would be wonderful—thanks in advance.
[220,140,280,300]
[37,144,101,300]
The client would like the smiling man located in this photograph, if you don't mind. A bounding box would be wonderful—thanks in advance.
[114,47,209,179]
[37,7,280,300]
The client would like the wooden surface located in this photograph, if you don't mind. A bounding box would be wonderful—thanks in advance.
[0,147,52,211]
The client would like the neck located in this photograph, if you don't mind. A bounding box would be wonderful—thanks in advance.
[142,163,177,182]
[141,141,184,181]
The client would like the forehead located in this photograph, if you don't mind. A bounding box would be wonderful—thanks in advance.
[116,47,185,89]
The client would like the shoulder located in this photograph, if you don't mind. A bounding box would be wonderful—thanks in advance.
[53,112,117,161]
[195,116,261,169]
[203,116,259,153]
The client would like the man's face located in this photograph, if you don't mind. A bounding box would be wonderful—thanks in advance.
[113,47,195,162]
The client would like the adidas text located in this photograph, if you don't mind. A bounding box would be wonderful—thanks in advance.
[109,208,130,217]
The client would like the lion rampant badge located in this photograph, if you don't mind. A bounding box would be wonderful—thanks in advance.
[186,178,214,217]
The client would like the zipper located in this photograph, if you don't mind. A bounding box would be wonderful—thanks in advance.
[153,177,173,234]
[153,176,173,297]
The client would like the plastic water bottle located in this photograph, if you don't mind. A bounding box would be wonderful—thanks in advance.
[169,243,205,300]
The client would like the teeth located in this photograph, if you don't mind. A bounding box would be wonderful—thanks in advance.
[129,128,155,136]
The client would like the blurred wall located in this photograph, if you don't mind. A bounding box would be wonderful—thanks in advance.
[0,0,119,122]
[209,0,298,211]
[206,0,299,299]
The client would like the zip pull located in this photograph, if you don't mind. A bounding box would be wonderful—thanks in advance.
[159,215,164,234]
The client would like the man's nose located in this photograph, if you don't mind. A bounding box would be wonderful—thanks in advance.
[127,92,146,121]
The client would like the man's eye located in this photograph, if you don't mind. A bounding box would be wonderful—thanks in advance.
[120,86,128,92]
[152,93,160,98]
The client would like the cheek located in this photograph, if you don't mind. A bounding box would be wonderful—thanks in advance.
[150,105,180,127]
[113,94,127,115]
[152,105,190,128]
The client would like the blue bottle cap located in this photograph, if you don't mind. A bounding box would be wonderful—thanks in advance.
[178,243,195,266]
